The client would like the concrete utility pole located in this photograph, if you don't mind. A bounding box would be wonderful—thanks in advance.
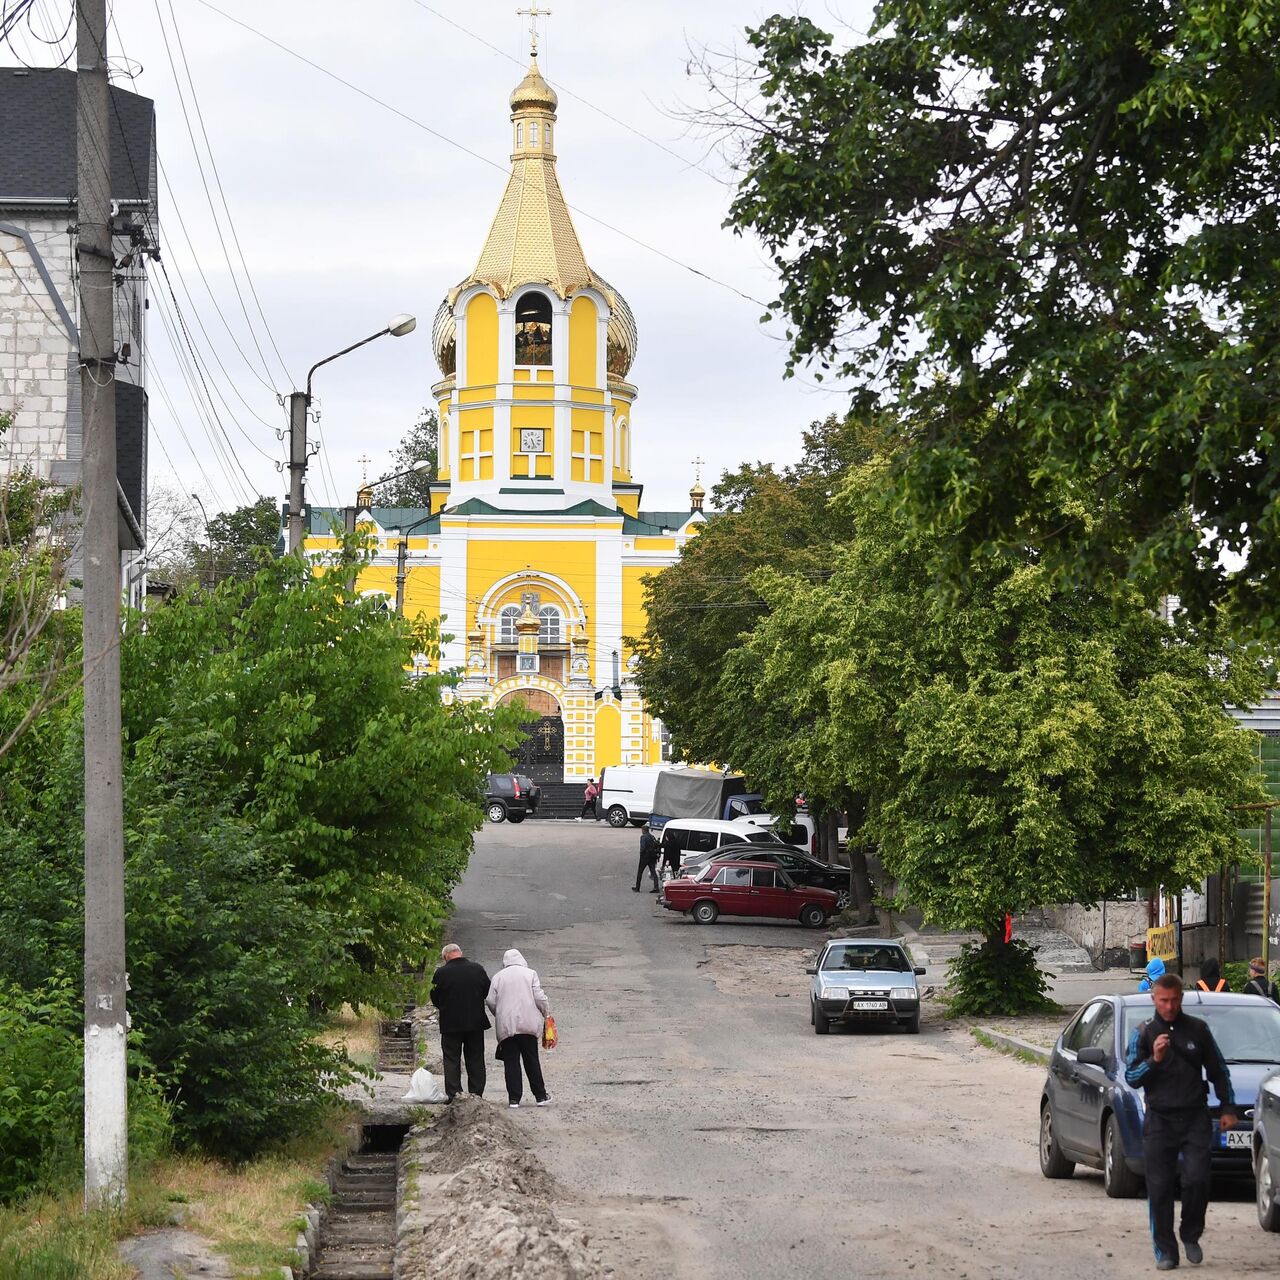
[77,0,129,1208]
[287,390,307,553]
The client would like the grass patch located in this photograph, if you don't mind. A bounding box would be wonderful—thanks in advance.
[0,1108,354,1280]
[316,1003,384,1069]
[971,1027,1047,1067]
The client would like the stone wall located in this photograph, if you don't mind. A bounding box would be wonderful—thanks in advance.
[1044,899,1147,968]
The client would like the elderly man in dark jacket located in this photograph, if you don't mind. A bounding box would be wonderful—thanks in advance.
[429,943,491,1101]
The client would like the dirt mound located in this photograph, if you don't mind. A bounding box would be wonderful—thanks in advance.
[399,1097,603,1280]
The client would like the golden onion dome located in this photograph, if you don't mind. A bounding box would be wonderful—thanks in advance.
[509,58,558,114]
[593,273,638,379]
[432,297,456,377]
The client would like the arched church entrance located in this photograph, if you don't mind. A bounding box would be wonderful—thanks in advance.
[497,688,564,790]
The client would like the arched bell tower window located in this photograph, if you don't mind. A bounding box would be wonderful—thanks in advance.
[499,604,521,643]
[514,292,553,366]
[538,605,562,644]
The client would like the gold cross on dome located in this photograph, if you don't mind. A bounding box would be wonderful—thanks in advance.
[357,453,372,484]
[692,456,706,484]
[516,2,552,57]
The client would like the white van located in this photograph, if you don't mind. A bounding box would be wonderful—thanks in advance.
[657,817,779,865]
[731,811,817,857]
[598,764,676,828]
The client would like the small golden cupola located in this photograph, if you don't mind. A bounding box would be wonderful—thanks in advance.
[429,36,642,514]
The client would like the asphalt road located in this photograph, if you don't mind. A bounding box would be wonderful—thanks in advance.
[448,820,1277,1279]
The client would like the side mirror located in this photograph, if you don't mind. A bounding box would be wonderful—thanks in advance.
[1076,1046,1107,1067]
[804,967,816,976]
[914,967,926,976]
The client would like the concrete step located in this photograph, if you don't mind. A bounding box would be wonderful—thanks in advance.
[312,1264,393,1280]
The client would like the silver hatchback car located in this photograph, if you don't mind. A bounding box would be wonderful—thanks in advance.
[806,938,926,1035]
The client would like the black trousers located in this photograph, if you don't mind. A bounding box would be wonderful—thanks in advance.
[580,800,598,818]
[500,1033,547,1103]
[1143,1107,1212,1264]
[634,854,660,891]
[440,1029,486,1099]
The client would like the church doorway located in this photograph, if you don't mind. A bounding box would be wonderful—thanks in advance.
[498,688,564,789]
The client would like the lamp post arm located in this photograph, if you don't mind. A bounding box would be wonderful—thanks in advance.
[305,327,390,401]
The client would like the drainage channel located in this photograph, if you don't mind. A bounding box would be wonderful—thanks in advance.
[307,1007,418,1279]
[309,1123,406,1280]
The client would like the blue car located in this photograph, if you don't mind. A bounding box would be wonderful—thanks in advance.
[1039,992,1280,1198]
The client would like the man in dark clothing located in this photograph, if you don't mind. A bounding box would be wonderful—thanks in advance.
[429,943,490,1101]
[1244,957,1280,1003]
[659,827,681,881]
[1124,973,1237,1270]
[633,827,661,893]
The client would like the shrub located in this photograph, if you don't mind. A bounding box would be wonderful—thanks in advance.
[946,936,1057,1017]
[0,977,171,1204]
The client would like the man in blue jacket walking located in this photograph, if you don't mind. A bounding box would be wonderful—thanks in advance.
[1125,972,1237,1270]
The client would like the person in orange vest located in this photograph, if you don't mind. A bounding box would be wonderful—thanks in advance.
[1194,956,1228,993]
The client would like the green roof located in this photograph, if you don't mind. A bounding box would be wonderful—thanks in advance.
[307,506,438,534]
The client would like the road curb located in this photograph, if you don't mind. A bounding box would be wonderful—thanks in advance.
[975,1026,1050,1064]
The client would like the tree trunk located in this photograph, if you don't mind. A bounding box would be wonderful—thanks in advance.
[849,840,875,925]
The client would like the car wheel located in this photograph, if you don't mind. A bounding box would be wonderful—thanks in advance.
[606,805,629,828]
[691,900,719,925]
[508,811,525,824]
[799,904,826,928]
[813,1002,830,1035]
[1258,1143,1280,1232]
[486,802,507,823]
[904,1013,921,1035]
[1039,1102,1075,1179]
[1102,1114,1142,1198]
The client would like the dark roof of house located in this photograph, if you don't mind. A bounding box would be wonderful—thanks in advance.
[625,510,698,535]
[0,66,155,203]
[305,501,701,537]
[306,506,442,536]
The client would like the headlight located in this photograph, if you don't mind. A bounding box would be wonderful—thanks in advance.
[890,987,917,1001]
[820,986,847,1000]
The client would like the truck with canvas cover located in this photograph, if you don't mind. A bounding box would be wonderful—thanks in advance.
[648,767,748,831]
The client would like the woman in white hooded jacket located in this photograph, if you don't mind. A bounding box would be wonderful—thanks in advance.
[485,948,552,1107]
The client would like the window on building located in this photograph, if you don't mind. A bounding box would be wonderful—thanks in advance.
[529,121,539,147]
[538,605,562,644]
[516,122,523,146]
[515,292,553,366]
[544,123,552,148]
[499,604,521,643]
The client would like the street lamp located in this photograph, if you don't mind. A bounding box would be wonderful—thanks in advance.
[286,314,418,554]
[189,493,212,589]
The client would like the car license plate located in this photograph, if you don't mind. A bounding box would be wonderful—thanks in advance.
[1222,1129,1250,1149]
[851,999,888,1010]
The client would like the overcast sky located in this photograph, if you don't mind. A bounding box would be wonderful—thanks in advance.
[10,0,876,517]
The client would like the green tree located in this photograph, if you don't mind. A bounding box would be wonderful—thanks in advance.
[0,433,76,761]
[378,408,438,506]
[190,494,281,586]
[634,415,878,913]
[721,3,1280,631]
[739,455,1268,1007]
[0,546,520,1164]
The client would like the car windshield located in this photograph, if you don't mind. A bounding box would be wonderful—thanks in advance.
[822,945,909,973]
[1122,1001,1280,1063]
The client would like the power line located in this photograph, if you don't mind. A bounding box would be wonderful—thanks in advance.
[408,0,729,188]
[148,0,285,394]
[158,0,296,387]
[194,0,768,310]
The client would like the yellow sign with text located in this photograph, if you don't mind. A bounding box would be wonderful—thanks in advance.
[1146,925,1178,963]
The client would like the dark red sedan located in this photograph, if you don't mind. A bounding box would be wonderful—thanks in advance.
[660,859,837,928]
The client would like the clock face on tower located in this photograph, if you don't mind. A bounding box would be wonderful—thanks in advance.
[520,428,545,454]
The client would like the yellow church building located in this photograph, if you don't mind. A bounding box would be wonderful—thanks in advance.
[305,52,704,789]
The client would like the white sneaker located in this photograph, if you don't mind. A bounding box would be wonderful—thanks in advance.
[575,817,582,821]
[509,1101,520,1108]
[536,1096,552,1107]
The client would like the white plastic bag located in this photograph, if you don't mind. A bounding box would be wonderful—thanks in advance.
[403,1067,448,1104]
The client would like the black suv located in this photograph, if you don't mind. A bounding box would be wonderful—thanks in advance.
[485,773,541,823]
